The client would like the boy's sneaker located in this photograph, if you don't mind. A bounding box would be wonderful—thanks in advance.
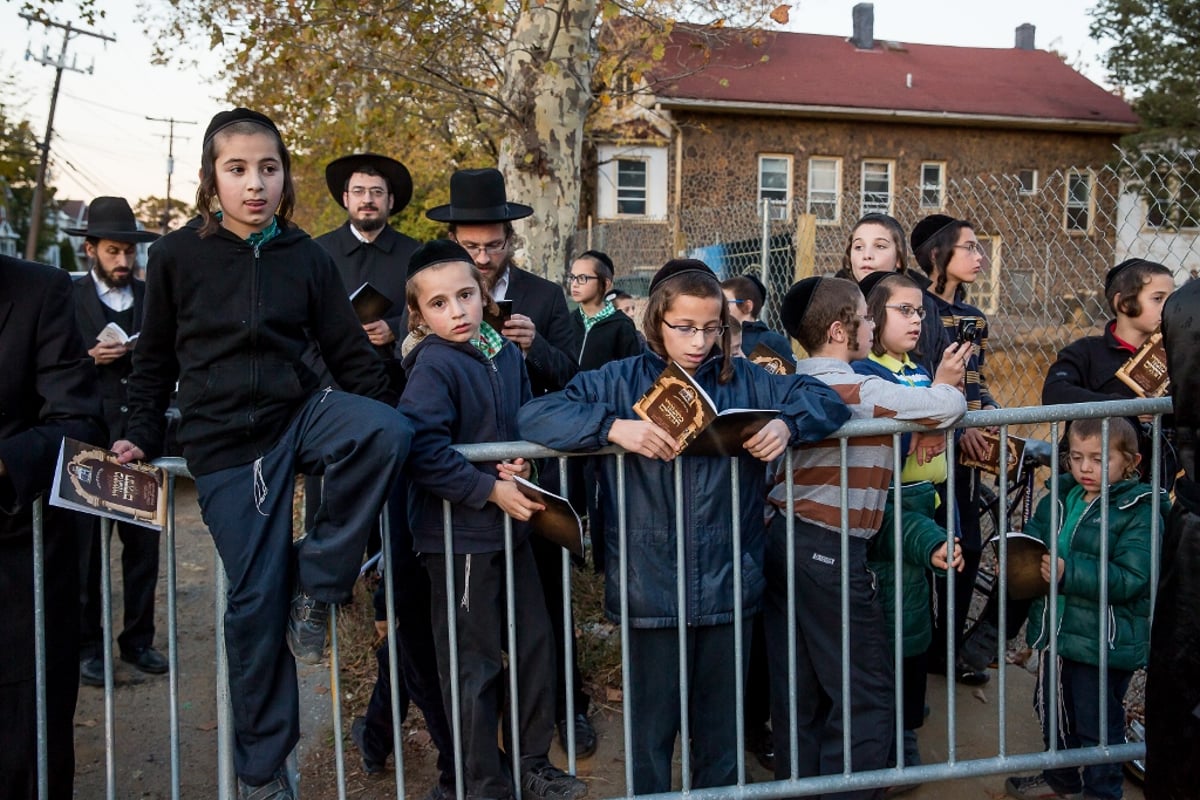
[238,770,293,800]
[349,716,386,775]
[286,590,329,665]
[521,761,588,800]
[1005,774,1083,800]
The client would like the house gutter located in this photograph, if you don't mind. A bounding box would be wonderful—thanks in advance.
[656,98,1139,134]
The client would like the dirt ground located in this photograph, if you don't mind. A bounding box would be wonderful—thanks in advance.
[73,481,1145,799]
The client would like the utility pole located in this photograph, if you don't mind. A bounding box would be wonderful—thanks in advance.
[145,116,196,234]
[21,13,115,261]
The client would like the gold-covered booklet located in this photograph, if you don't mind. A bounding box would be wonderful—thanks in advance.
[50,439,166,530]
[633,361,778,458]
[512,476,584,557]
[958,430,1027,484]
[1116,331,1170,398]
[747,342,795,375]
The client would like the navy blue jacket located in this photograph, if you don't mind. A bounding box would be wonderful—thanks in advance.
[399,334,532,554]
[517,350,849,628]
[740,320,795,367]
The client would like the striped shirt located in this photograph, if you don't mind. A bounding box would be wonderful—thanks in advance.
[768,357,967,539]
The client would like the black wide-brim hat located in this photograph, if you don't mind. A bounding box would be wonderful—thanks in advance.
[65,196,159,243]
[325,153,413,217]
[426,168,533,224]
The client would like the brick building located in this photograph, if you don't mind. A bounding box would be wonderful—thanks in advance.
[581,4,1138,318]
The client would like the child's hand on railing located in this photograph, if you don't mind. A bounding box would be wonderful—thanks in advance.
[931,538,964,572]
[487,480,544,521]
[743,419,790,462]
[112,439,146,464]
[608,419,678,461]
[497,457,532,481]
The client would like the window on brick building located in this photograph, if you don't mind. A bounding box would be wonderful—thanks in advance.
[596,144,668,220]
[861,160,894,215]
[758,155,792,220]
[807,157,841,224]
[1064,169,1094,233]
[1018,169,1038,195]
[920,162,946,209]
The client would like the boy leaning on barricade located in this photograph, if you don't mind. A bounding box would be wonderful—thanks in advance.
[762,276,968,798]
[1042,257,1177,490]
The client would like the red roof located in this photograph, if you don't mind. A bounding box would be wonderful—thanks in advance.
[650,28,1137,130]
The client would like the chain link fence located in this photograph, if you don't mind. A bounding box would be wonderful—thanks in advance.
[570,148,1200,409]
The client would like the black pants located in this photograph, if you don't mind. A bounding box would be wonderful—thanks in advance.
[360,478,455,792]
[426,542,556,800]
[195,391,409,786]
[930,467,983,669]
[0,509,81,800]
[78,517,159,658]
[763,516,892,800]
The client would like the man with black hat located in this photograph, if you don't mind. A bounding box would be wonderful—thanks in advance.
[315,153,420,392]
[67,196,169,685]
[427,168,595,756]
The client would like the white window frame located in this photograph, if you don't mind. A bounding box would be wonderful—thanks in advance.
[919,161,946,210]
[1017,169,1039,196]
[860,159,894,216]
[1064,168,1095,234]
[806,157,842,225]
[616,158,649,216]
[758,154,792,220]
[595,144,669,220]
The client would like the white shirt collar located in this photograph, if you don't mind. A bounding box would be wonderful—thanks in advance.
[491,268,510,302]
[93,271,134,312]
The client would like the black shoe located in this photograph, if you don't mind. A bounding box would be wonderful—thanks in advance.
[521,761,588,800]
[286,590,329,665]
[745,723,775,772]
[956,664,990,686]
[80,655,105,687]
[556,713,597,758]
[121,646,169,675]
[349,716,386,775]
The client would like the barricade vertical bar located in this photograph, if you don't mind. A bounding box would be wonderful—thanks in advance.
[329,604,347,800]
[838,437,852,774]
[165,474,182,800]
[559,455,577,773]
[1047,422,1061,752]
[673,458,691,790]
[997,425,1010,757]
[616,453,634,797]
[784,448,799,780]
[944,429,958,763]
[33,498,48,800]
[891,435,904,777]
[101,515,116,800]
[442,499,465,800]
[503,514,522,800]
[1149,414,1162,614]
[380,510,406,800]
[730,458,746,786]
[215,549,235,800]
[1097,418,1111,746]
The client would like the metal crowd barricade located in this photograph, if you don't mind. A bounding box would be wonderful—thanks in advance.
[36,396,1171,799]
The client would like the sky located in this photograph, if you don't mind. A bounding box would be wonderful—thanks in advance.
[0,0,1116,208]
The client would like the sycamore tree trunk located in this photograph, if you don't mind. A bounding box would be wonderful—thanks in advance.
[499,0,599,282]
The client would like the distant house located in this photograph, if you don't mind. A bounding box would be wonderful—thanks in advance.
[582,3,1139,317]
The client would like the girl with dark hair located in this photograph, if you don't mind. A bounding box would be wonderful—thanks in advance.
[910,213,999,687]
[519,259,848,795]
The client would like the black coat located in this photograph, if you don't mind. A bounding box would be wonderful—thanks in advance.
[504,266,578,395]
[567,307,642,371]
[125,218,392,476]
[0,256,102,761]
[314,221,419,346]
[72,272,145,441]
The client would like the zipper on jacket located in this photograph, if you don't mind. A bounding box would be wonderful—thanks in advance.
[247,244,260,440]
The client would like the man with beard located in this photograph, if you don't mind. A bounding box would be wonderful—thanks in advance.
[68,197,168,686]
[1145,275,1200,799]
[426,168,595,758]
[315,153,419,394]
